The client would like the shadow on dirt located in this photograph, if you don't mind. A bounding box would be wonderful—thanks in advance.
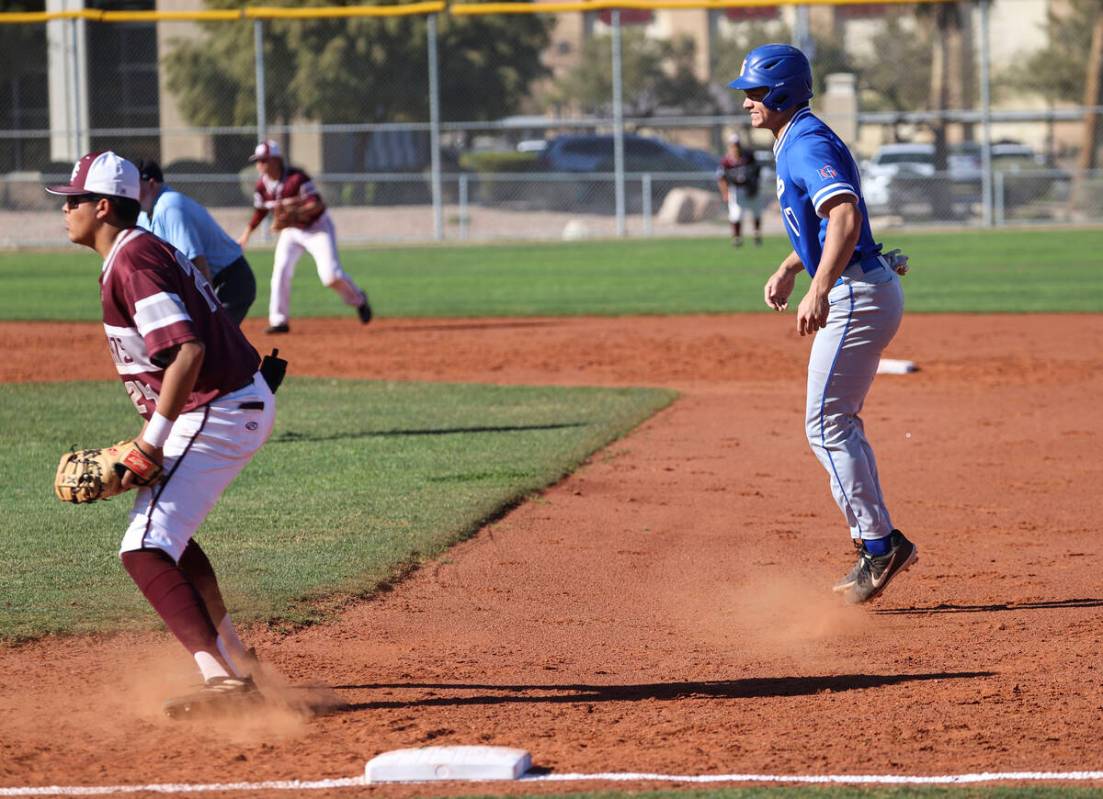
[374,321,565,334]
[874,598,1103,615]
[332,672,996,711]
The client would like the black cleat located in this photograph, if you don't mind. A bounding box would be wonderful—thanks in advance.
[357,295,375,322]
[265,323,290,334]
[163,676,262,720]
[832,538,865,594]
[836,530,918,605]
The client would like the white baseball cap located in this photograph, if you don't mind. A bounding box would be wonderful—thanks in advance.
[248,139,282,162]
[728,133,742,145]
[45,151,140,200]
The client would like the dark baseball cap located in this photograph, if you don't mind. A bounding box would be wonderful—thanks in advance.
[135,159,164,183]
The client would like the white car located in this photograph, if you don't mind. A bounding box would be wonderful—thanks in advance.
[860,143,935,210]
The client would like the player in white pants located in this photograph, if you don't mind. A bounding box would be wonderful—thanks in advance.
[238,140,372,335]
[716,134,765,248]
[731,43,918,605]
[48,151,278,715]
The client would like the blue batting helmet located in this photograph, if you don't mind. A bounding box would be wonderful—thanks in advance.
[728,43,813,112]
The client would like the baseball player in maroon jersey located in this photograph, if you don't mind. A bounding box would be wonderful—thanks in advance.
[237,140,372,334]
[716,133,765,248]
[47,151,276,716]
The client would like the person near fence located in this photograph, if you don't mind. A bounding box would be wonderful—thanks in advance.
[46,150,275,714]
[729,44,918,604]
[135,160,257,326]
[237,140,372,334]
[716,133,764,248]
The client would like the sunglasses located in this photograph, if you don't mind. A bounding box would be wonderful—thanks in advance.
[64,194,101,209]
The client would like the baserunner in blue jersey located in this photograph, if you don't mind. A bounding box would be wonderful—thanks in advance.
[729,44,918,604]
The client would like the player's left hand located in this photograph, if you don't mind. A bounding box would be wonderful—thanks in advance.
[55,439,164,503]
[120,443,163,491]
[796,289,830,336]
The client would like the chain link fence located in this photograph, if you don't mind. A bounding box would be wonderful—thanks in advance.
[1,0,1101,248]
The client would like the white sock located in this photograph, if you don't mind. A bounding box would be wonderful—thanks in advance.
[215,615,251,677]
[194,650,230,682]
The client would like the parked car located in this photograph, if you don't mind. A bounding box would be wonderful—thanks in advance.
[861,143,936,212]
[537,134,718,174]
[535,134,720,212]
[947,142,1068,210]
[862,140,1067,218]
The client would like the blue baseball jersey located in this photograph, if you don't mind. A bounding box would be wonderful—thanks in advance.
[139,186,243,276]
[773,107,881,278]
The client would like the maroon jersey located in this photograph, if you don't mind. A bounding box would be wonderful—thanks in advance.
[717,153,762,196]
[100,228,260,420]
[250,166,325,230]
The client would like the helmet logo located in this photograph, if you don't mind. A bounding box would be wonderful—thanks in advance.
[739,58,747,76]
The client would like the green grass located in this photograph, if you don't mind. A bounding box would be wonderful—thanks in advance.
[1,228,1099,320]
[0,378,674,640]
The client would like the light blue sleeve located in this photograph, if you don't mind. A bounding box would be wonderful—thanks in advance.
[158,199,204,261]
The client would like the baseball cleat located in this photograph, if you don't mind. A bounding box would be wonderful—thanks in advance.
[839,530,918,605]
[356,296,373,324]
[831,538,865,594]
[163,675,263,721]
[265,323,290,334]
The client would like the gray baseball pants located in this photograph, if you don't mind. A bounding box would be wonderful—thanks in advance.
[805,260,904,542]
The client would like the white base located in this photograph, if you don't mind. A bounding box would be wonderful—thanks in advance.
[877,358,918,374]
[365,745,532,783]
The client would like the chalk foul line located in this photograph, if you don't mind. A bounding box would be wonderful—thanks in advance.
[3,770,1103,796]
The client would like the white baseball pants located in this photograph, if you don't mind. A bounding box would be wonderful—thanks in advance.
[727,189,764,223]
[805,261,904,542]
[120,373,276,562]
[268,213,366,327]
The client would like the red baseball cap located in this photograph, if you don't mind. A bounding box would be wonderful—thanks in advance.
[45,151,140,200]
[248,140,282,162]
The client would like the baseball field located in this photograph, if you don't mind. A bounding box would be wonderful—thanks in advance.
[1,228,1102,798]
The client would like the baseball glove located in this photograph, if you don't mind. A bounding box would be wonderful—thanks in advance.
[270,202,300,231]
[883,248,910,276]
[55,440,163,504]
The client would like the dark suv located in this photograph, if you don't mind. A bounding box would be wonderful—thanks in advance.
[535,134,719,212]
[538,134,716,173]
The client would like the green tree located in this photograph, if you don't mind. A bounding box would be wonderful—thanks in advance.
[164,0,551,164]
[549,29,716,118]
[1008,0,1102,103]
[856,15,932,112]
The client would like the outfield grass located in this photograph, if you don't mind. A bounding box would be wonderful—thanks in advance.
[0,378,674,640]
[1,228,1099,321]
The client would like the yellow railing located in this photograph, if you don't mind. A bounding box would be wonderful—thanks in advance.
[0,0,949,24]
[0,2,444,23]
[453,0,947,13]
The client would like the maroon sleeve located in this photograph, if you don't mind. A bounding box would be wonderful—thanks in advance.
[249,179,269,230]
[286,169,325,226]
[121,257,199,367]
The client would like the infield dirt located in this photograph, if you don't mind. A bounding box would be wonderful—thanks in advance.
[2,313,1102,797]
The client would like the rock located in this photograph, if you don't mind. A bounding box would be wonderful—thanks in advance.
[561,219,591,240]
[657,187,721,224]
